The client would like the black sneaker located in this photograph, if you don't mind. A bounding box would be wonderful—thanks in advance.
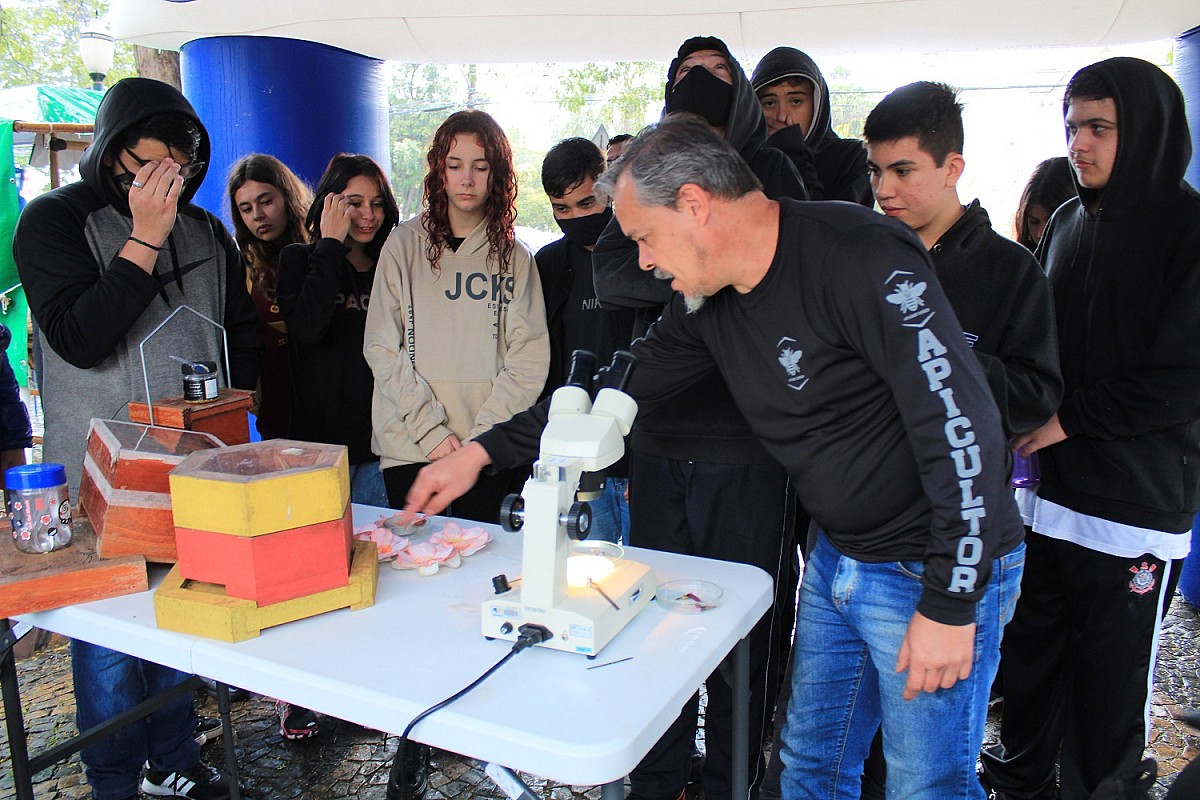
[141,762,231,799]
[276,701,320,740]
[193,716,222,746]
[1087,758,1157,800]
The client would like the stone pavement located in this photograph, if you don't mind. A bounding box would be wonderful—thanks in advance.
[2,595,1198,800]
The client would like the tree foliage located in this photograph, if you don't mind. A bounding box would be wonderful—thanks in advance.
[554,61,663,141]
[387,62,559,234]
[508,129,556,234]
[826,66,879,141]
[388,62,466,219]
[0,1,135,90]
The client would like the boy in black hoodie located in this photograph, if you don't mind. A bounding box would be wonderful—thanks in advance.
[535,137,634,542]
[14,77,260,800]
[852,79,1062,799]
[590,36,806,800]
[979,57,1200,800]
[863,81,1062,439]
[751,46,873,206]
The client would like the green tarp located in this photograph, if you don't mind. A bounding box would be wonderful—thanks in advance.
[0,117,29,388]
[0,86,102,388]
[35,86,103,123]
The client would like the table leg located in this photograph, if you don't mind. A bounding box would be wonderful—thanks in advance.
[212,681,243,800]
[1,619,36,800]
[483,762,541,800]
[600,780,624,800]
[1,651,242,800]
[731,635,750,799]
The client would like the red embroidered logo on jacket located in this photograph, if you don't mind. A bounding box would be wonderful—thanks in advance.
[1128,561,1157,595]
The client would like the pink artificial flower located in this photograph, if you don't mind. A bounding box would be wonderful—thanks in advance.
[391,541,460,575]
[352,524,410,561]
[353,523,380,537]
[429,522,490,557]
[377,512,427,536]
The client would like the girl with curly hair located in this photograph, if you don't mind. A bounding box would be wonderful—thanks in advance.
[365,110,548,521]
[227,153,312,440]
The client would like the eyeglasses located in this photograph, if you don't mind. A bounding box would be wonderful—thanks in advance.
[123,147,206,180]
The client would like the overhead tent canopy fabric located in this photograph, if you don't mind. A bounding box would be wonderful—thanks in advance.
[111,0,1200,62]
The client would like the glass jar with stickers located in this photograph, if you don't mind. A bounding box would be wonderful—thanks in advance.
[6,463,74,554]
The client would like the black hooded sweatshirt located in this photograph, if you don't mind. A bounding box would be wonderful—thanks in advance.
[14,77,262,492]
[931,199,1062,436]
[1036,57,1200,535]
[591,36,807,464]
[750,46,873,206]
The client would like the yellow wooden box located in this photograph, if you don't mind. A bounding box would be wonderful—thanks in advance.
[153,540,377,642]
[168,439,350,537]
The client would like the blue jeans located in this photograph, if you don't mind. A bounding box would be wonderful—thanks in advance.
[587,477,630,544]
[778,533,1025,800]
[71,640,199,800]
[350,461,389,508]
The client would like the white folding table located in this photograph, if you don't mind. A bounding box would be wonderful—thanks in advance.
[14,505,773,798]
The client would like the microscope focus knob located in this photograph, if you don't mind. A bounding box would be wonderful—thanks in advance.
[566,501,592,540]
[499,493,525,532]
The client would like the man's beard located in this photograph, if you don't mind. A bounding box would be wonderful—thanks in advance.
[653,270,707,314]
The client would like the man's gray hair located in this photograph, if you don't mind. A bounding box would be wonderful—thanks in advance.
[595,113,761,208]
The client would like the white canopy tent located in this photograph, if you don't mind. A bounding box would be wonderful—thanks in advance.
[112,0,1200,62]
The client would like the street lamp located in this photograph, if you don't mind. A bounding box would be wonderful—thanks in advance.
[78,17,115,92]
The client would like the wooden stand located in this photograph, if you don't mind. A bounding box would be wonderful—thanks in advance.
[127,389,254,446]
[0,518,148,618]
[153,541,377,642]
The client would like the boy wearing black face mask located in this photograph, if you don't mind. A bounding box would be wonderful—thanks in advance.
[534,137,635,543]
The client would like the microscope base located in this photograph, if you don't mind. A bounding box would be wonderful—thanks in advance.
[482,560,655,656]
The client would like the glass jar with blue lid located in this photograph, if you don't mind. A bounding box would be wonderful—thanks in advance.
[6,463,73,553]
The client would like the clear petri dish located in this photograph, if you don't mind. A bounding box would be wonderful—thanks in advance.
[655,579,723,614]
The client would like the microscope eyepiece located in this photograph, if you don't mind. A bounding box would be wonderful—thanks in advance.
[567,350,598,393]
[605,351,637,393]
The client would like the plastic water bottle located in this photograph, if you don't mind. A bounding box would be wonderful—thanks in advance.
[1011,450,1041,488]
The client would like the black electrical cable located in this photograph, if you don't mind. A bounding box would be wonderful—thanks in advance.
[388,626,551,800]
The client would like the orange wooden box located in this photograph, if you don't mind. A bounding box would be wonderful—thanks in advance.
[127,388,254,447]
[174,505,353,606]
[0,517,147,618]
[78,420,224,563]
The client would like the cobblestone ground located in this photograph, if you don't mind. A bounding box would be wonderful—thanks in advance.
[2,596,1197,800]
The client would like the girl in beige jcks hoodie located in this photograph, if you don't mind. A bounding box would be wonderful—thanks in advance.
[365,110,548,522]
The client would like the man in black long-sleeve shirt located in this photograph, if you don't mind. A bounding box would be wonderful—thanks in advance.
[403,114,1024,800]
[590,37,806,800]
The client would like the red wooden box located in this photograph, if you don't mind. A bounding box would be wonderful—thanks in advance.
[174,505,353,606]
[78,419,224,563]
